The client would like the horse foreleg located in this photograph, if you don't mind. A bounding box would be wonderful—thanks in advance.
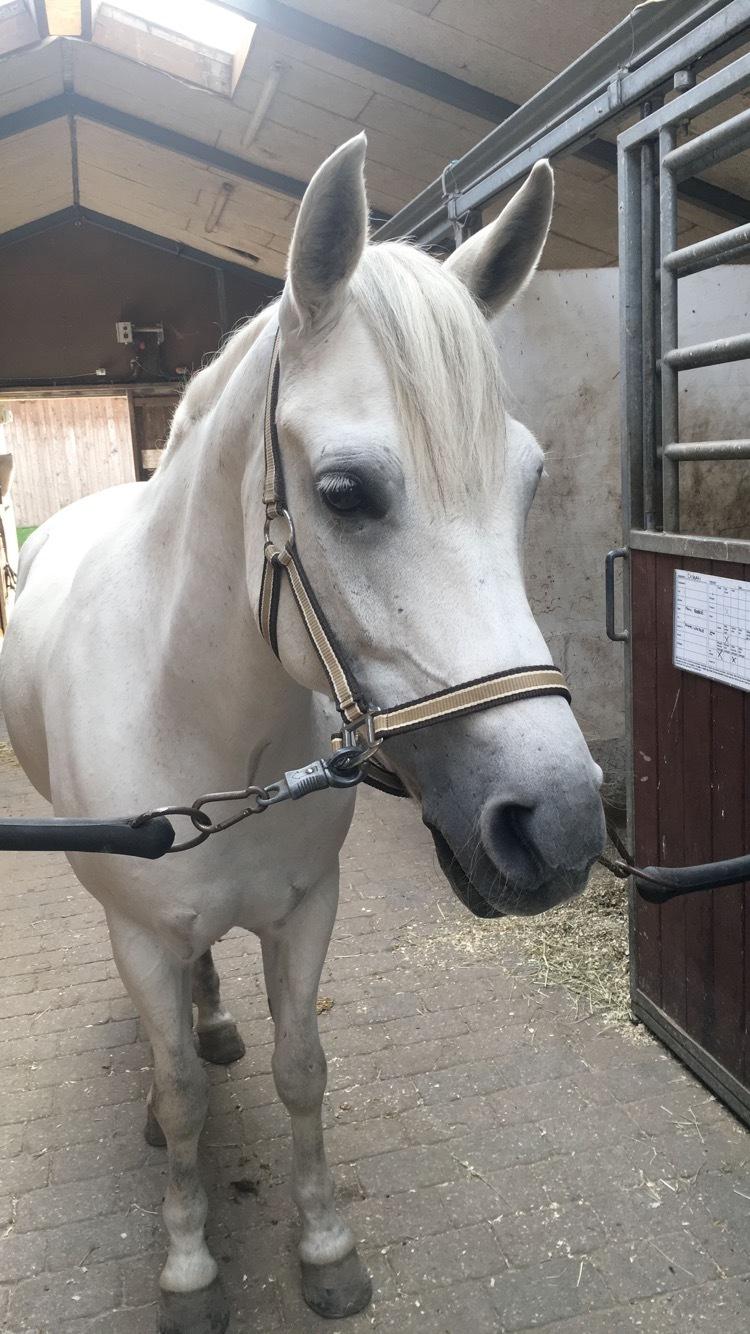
[260,871,372,1319]
[108,914,228,1334]
[192,948,246,1066]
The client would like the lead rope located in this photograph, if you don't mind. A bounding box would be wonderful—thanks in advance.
[598,822,634,880]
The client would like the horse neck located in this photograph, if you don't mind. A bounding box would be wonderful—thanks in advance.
[144,327,313,749]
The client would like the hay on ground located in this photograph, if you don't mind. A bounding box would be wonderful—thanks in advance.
[396,863,632,1028]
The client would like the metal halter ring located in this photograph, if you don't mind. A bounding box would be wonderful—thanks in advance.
[131,803,214,854]
[264,506,295,563]
[341,712,382,764]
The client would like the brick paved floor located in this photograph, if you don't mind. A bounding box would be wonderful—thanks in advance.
[0,740,749,1333]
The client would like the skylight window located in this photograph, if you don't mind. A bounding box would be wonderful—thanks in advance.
[117,1,253,56]
[0,0,42,58]
[92,0,256,95]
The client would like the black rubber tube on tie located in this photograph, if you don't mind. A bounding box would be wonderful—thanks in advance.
[0,815,175,859]
[636,854,750,902]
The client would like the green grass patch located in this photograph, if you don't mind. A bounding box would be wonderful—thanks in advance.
[16,526,37,547]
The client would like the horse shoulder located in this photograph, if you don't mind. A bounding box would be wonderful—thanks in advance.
[1,484,145,792]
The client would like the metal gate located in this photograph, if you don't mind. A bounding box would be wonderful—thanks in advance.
[619,46,750,1121]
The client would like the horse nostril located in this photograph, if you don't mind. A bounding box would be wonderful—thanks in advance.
[482,781,606,888]
[483,800,540,878]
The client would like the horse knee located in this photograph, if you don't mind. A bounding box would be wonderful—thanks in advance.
[272,1032,326,1115]
[153,1048,208,1146]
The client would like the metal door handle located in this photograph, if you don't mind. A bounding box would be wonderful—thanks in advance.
[605,548,629,642]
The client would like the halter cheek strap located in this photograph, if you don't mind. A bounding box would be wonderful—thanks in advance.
[258,329,570,779]
[259,332,370,729]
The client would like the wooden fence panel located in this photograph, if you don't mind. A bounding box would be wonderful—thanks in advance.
[1,396,135,527]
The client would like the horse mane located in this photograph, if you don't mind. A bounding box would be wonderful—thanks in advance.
[165,242,504,496]
[166,302,276,453]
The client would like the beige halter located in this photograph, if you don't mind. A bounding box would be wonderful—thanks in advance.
[257,330,570,794]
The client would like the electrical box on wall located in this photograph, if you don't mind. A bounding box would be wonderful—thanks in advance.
[115,321,134,345]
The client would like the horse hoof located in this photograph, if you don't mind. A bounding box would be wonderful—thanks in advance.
[197,1022,246,1066]
[144,1106,167,1148]
[159,1277,230,1334]
[301,1249,372,1319]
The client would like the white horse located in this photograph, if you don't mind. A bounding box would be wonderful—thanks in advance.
[1,135,604,1333]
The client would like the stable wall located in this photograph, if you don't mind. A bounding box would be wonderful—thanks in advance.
[0,220,278,387]
[498,267,750,754]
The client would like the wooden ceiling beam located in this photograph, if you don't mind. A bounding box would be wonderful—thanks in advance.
[72,92,308,198]
[0,90,306,194]
[218,0,518,124]
[0,89,392,221]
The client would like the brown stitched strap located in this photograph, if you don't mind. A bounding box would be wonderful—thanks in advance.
[362,758,410,798]
[330,669,569,797]
[261,540,365,722]
[331,668,569,745]
[259,329,367,723]
[370,668,569,739]
[280,548,365,724]
[258,556,281,657]
[262,331,282,509]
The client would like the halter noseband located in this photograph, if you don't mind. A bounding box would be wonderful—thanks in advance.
[257,330,570,793]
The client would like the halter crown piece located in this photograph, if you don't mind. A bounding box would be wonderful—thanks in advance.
[258,329,570,796]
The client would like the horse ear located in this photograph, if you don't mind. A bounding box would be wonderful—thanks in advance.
[282,133,368,331]
[445,160,554,316]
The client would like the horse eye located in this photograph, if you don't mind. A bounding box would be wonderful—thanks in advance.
[318,473,366,515]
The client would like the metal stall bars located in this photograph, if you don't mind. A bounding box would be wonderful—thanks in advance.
[619,45,750,1122]
[374,0,750,249]
[621,53,750,534]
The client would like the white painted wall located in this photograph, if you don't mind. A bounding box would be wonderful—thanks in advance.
[496,267,750,759]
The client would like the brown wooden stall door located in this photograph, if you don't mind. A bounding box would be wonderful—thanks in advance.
[129,395,180,479]
[631,549,750,1121]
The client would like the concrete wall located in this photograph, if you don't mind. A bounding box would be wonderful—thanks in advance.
[496,267,750,757]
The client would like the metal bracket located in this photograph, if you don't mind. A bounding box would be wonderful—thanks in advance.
[441,160,481,247]
[673,67,697,92]
[608,68,625,111]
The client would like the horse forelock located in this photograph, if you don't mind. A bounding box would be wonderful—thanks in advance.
[164,242,504,500]
[352,242,505,501]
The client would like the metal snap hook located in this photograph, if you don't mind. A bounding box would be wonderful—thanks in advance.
[326,746,370,787]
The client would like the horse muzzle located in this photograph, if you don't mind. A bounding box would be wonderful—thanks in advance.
[426,819,600,918]
[417,723,605,917]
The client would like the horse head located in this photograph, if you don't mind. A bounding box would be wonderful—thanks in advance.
[252,134,605,918]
